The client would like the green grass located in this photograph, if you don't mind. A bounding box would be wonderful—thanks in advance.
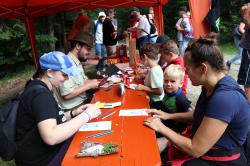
[0,65,35,87]
[0,160,15,166]
[220,42,237,57]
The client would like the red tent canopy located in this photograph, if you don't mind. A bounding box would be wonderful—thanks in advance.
[0,0,210,67]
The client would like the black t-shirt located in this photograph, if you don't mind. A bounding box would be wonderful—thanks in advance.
[161,88,191,133]
[15,80,67,166]
[103,18,117,46]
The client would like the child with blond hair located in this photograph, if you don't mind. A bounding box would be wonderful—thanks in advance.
[160,64,192,132]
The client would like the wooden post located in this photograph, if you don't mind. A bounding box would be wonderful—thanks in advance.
[129,39,136,66]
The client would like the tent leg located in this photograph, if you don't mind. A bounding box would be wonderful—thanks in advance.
[153,5,164,35]
[24,17,39,69]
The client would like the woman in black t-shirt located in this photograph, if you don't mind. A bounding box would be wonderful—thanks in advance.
[15,51,101,166]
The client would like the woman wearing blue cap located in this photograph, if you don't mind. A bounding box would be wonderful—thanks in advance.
[14,51,101,166]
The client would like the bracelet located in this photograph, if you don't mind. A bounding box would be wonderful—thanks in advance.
[83,111,91,121]
[70,110,75,118]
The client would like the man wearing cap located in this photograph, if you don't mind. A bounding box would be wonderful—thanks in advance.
[94,11,107,74]
[127,7,150,53]
[54,31,99,111]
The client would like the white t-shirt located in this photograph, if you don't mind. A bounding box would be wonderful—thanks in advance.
[144,65,164,102]
[176,18,183,42]
[137,15,150,39]
[94,20,103,44]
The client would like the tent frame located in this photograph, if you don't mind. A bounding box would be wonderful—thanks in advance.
[0,0,210,68]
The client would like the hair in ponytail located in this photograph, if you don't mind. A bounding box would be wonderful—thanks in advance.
[32,66,47,79]
[184,32,225,71]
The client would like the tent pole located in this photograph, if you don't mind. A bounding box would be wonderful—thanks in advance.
[189,0,210,38]
[24,16,39,69]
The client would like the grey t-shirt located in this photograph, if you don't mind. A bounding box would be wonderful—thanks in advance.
[240,28,250,49]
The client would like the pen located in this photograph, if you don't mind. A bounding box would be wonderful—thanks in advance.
[85,130,113,138]
[96,110,112,119]
[104,104,113,106]
[101,111,116,120]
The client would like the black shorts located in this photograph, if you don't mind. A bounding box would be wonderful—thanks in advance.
[238,49,250,85]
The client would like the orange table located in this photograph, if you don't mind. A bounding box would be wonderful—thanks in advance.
[62,85,161,166]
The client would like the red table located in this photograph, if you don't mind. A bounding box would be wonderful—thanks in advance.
[62,85,161,166]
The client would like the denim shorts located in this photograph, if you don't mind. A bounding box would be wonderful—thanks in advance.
[95,43,106,57]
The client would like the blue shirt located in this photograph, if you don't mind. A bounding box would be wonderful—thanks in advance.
[192,75,250,149]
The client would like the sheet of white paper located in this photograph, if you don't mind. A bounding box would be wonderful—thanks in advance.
[128,84,137,90]
[123,67,133,71]
[107,75,121,83]
[119,109,148,116]
[79,121,112,131]
[99,83,111,88]
[117,71,122,74]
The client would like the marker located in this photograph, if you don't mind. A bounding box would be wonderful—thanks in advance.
[101,111,116,120]
[85,130,113,138]
[96,110,112,119]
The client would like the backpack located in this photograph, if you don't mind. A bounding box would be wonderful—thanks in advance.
[0,84,44,161]
[146,14,157,34]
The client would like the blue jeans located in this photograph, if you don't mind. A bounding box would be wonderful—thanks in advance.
[228,37,243,65]
[179,37,193,56]
[95,43,106,58]
[149,35,158,44]
[136,35,150,54]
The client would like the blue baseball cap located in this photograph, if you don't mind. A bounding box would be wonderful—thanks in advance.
[39,51,79,76]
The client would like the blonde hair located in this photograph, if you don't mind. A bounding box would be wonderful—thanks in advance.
[164,64,185,82]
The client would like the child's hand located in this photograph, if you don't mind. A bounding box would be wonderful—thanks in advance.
[136,84,146,91]
[146,109,169,120]
[144,117,164,132]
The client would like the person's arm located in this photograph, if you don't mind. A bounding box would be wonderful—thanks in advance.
[38,103,101,145]
[136,84,163,95]
[175,18,182,30]
[64,104,88,120]
[63,79,99,100]
[144,116,228,158]
[127,27,138,32]
[147,109,194,123]
[241,3,250,29]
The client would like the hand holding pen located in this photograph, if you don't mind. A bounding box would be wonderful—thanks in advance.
[80,102,101,121]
